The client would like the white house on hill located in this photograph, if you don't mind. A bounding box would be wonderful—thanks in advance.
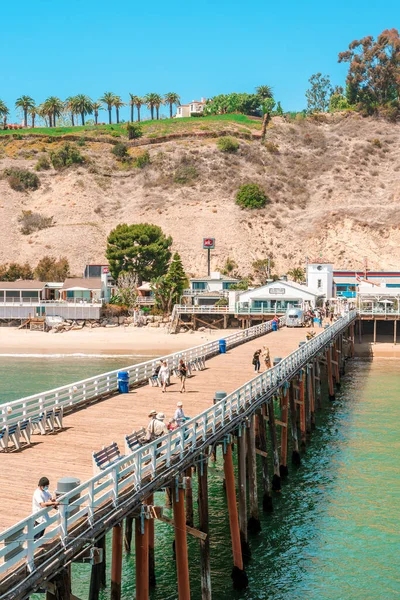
[176,98,207,118]
[234,280,324,313]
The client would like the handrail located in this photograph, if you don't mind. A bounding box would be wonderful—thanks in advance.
[0,317,285,429]
[0,312,356,582]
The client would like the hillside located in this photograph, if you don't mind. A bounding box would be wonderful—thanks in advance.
[0,112,399,279]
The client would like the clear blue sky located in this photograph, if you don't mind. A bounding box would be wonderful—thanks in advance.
[1,0,399,122]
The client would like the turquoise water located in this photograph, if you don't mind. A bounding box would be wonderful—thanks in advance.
[5,357,399,599]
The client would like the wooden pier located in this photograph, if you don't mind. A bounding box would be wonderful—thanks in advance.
[0,314,356,600]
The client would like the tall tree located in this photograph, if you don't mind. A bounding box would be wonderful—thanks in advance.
[338,28,400,109]
[129,95,143,122]
[261,98,275,139]
[92,101,103,125]
[15,95,35,128]
[129,93,136,122]
[256,85,273,100]
[0,99,9,129]
[29,105,37,128]
[72,94,93,125]
[106,223,173,284]
[0,262,34,281]
[43,96,63,127]
[164,92,181,118]
[144,93,159,120]
[305,73,333,113]
[112,95,126,124]
[287,267,305,283]
[100,92,116,124]
[34,256,70,281]
[64,96,77,126]
[151,253,187,313]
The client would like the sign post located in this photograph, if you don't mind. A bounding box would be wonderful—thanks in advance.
[203,238,215,276]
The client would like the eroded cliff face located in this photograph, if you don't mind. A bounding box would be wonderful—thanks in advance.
[0,113,399,278]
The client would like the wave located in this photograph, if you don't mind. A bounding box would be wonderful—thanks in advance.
[0,353,151,359]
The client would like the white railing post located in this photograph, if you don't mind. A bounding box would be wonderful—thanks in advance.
[88,480,95,525]
[59,503,68,546]
[26,518,35,572]
[112,466,119,506]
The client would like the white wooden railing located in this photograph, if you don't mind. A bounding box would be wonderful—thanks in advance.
[0,311,356,581]
[0,317,285,430]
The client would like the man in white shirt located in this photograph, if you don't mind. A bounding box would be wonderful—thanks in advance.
[174,402,186,427]
[32,477,59,539]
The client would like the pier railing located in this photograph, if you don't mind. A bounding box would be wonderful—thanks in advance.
[0,317,285,430]
[0,311,356,580]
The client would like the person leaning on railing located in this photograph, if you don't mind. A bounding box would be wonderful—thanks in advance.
[32,477,59,540]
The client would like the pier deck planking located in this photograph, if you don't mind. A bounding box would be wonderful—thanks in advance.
[0,327,307,530]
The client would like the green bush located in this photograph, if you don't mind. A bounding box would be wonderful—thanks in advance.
[236,183,268,209]
[35,156,51,171]
[112,142,129,160]
[18,210,54,235]
[174,157,198,184]
[217,136,239,153]
[3,168,40,191]
[50,143,84,170]
[134,151,150,168]
[264,141,279,154]
[127,123,143,140]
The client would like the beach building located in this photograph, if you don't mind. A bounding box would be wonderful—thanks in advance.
[185,272,239,306]
[175,98,207,118]
[59,278,103,302]
[235,280,324,314]
[334,270,400,298]
[136,282,155,307]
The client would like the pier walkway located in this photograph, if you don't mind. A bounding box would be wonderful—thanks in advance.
[0,326,307,530]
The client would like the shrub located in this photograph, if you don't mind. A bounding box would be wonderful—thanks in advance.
[134,151,150,168]
[3,168,40,191]
[112,142,129,160]
[35,156,51,171]
[264,141,279,154]
[18,210,54,235]
[174,157,198,184]
[127,123,143,140]
[236,183,268,209]
[76,138,86,146]
[371,138,382,148]
[217,136,239,153]
[50,143,84,170]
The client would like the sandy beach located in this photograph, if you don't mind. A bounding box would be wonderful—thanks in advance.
[0,326,239,356]
[355,335,400,358]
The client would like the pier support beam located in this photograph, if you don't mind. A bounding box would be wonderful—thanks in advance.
[111,524,123,600]
[358,319,362,344]
[185,468,194,527]
[147,495,156,587]
[223,443,248,590]
[289,380,301,465]
[198,454,211,600]
[333,342,340,388]
[173,487,191,600]
[135,512,149,600]
[266,398,281,492]
[299,372,306,450]
[46,568,71,600]
[395,320,397,346]
[237,427,251,558]
[279,385,289,478]
[89,536,106,600]
[373,319,377,345]
[124,516,133,553]
[247,415,261,533]
[257,410,273,512]
[307,365,315,430]
[350,323,355,356]
[315,360,322,411]
[326,348,335,401]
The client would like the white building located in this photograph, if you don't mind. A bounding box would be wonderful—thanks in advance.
[235,280,324,314]
[186,271,239,305]
[307,262,333,299]
[176,98,207,118]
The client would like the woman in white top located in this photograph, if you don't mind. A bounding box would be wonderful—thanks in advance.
[158,361,170,392]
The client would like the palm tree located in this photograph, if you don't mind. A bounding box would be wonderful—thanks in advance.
[100,92,116,124]
[15,96,35,128]
[72,94,93,126]
[152,94,164,120]
[65,96,78,126]
[0,100,9,129]
[92,101,103,125]
[164,92,181,118]
[43,96,63,127]
[256,85,273,100]
[112,95,126,124]
[287,267,305,283]
[29,106,37,128]
[144,93,159,120]
[133,96,143,122]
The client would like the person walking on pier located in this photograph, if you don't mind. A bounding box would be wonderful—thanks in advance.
[145,409,158,441]
[32,477,59,540]
[158,361,170,393]
[262,346,271,370]
[177,358,187,392]
[174,401,187,427]
[252,349,261,373]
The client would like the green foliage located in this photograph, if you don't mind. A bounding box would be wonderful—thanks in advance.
[152,252,187,313]
[126,122,143,140]
[35,156,51,171]
[262,98,276,114]
[174,158,198,184]
[236,184,268,209]
[106,223,173,282]
[3,168,40,191]
[112,142,129,159]
[256,85,273,100]
[305,73,333,113]
[252,258,275,283]
[287,267,305,282]
[34,256,69,281]
[18,210,54,235]
[371,138,382,148]
[0,262,33,281]
[230,278,251,291]
[134,150,150,168]
[329,93,351,112]
[204,93,263,116]
[264,141,279,154]
[50,143,84,169]
[221,257,238,275]
[274,101,284,116]
[217,136,239,153]
[215,297,228,306]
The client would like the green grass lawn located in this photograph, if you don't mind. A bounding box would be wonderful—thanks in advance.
[0,114,261,139]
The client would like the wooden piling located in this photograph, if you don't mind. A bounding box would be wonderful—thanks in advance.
[247,414,261,533]
[395,320,397,346]
[46,568,71,600]
[266,398,281,492]
[314,359,322,410]
[135,511,149,600]
[173,486,191,600]
[124,516,133,553]
[350,323,355,356]
[185,467,194,527]
[326,348,335,401]
[289,380,301,465]
[257,410,273,511]
[223,443,248,590]
[147,494,156,587]
[237,427,251,557]
[89,534,106,600]
[111,523,123,600]
[279,385,289,478]
[373,319,377,345]
[299,372,306,450]
[308,365,315,430]
[198,454,211,600]
[358,319,362,344]
[333,342,340,387]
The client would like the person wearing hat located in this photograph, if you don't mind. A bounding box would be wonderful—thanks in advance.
[153,412,168,438]
[145,409,157,441]
[174,401,187,427]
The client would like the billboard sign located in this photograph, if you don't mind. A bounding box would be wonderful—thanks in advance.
[203,238,215,249]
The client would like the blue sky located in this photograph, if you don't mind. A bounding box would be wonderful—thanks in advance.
[1,0,399,122]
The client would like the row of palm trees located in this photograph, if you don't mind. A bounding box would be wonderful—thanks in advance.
[0,92,181,128]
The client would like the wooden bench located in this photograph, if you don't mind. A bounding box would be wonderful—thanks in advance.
[148,375,160,387]
[32,407,63,435]
[124,427,147,454]
[92,441,124,476]
[0,419,32,451]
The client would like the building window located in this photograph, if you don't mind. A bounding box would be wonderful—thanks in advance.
[190,104,194,111]
[317,279,322,288]
[223,282,234,290]
[192,282,207,290]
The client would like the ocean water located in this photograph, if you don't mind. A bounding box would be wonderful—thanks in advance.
[4,357,398,599]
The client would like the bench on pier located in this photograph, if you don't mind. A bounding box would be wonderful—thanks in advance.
[125,427,147,454]
[0,418,32,451]
[148,375,160,387]
[92,441,124,475]
[31,406,64,435]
